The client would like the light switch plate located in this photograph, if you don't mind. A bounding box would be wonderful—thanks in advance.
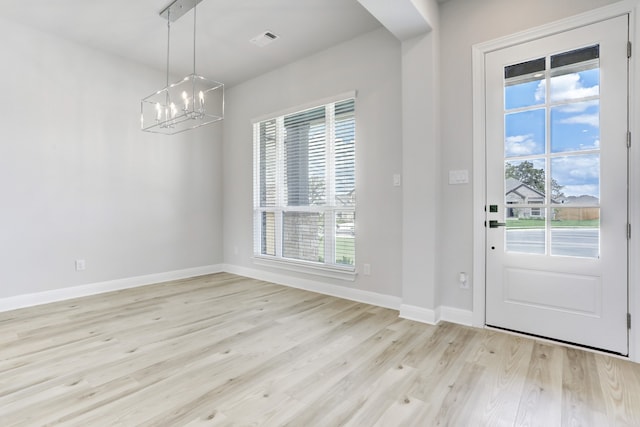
[449,169,469,185]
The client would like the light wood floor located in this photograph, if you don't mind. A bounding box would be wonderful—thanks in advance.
[1,273,640,426]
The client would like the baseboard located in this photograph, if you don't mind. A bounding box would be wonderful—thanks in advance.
[226,264,474,327]
[0,264,224,313]
[399,304,474,327]
[222,264,402,310]
[399,304,439,325]
[0,263,475,332]
[439,306,474,326]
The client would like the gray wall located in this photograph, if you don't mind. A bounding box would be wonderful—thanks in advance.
[401,0,441,315]
[0,18,224,298]
[223,27,404,298]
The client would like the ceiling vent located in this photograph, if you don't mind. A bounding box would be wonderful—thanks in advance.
[250,31,279,47]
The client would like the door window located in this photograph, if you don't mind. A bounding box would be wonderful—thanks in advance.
[503,45,601,259]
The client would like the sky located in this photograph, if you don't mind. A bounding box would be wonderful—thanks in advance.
[504,68,600,199]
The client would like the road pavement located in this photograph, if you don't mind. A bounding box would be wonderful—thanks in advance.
[505,228,599,258]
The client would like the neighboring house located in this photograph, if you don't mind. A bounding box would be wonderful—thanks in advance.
[506,178,601,221]
[505,177,545,219]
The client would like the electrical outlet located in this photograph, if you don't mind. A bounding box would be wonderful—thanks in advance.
[75,259,86,271]
[363,264,371,275]
[458,272,470,289]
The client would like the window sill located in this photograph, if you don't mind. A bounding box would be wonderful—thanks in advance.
[252,256,357,282]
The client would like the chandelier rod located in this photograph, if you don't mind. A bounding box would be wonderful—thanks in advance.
[166,7,171,88]
[192,3,197,75]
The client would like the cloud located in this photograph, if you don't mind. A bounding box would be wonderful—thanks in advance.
[561,184,600,198]
[505,134,539,156]
[572,139,600,151]
[552,155,600,197]
[535,82,545,101]
[559,113,599,127]
[555,99,599,114]
[535,73,599,103]
[557,156,599,179]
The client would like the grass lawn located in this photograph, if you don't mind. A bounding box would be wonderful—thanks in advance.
[317,236,355,265]
[335,236,355,265]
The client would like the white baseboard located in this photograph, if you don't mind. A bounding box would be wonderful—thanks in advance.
[0,264,224,313]
[222,264,402,310]
[0,263,476,332]
[399,304,439,325]
[439,306,474,326]
[400,304,474,327]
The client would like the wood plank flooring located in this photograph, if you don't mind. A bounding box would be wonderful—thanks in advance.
[1,272,640,426]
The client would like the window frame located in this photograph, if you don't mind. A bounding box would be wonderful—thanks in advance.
[252,92,357,280]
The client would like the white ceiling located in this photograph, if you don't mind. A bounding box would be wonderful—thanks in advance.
[1,0,385,87]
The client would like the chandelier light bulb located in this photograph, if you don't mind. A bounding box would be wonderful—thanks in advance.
[182,91,189,110]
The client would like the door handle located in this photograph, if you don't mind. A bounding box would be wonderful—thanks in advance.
[489,220,506,228]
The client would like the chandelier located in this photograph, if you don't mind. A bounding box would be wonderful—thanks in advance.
[141,0,224,135]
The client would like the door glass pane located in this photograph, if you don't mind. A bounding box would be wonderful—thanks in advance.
[505,159,546,205]
[504,57,546,109]
[505,109,546,157]
[551,154,600,202]
[505,159,546,255]
[506,208,546,255]
[551,100,599,153]
[549,45,599,102]
[551,208,600,258]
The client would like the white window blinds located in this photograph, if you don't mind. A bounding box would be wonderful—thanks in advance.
[253,97,356,270]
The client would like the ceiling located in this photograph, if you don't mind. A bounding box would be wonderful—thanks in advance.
[1,0,386,87]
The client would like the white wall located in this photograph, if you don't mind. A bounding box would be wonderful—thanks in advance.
[437,0,622,311]
[222,27,403,299]
[0,18,224,299]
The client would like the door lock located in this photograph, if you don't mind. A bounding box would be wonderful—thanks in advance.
[489,220,506,228]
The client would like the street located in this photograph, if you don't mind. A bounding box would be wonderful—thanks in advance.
[506,228,599,258]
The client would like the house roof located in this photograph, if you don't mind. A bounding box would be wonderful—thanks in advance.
[505,177,545,199]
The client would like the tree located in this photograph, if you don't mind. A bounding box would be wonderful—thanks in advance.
[505,161,565,200]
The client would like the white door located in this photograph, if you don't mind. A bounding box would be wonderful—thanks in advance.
[485,15,629,355]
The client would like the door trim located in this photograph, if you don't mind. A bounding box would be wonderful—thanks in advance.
[471,0,640,361]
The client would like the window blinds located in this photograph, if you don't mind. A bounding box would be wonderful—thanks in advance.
[254,98,355,269]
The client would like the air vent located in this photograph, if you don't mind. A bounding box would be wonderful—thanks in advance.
[250,30,279,47]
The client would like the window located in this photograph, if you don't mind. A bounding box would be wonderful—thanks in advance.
[253,96,356,272]
[503,45,601,257]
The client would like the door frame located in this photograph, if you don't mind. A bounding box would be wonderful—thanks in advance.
[471,0,640,362]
